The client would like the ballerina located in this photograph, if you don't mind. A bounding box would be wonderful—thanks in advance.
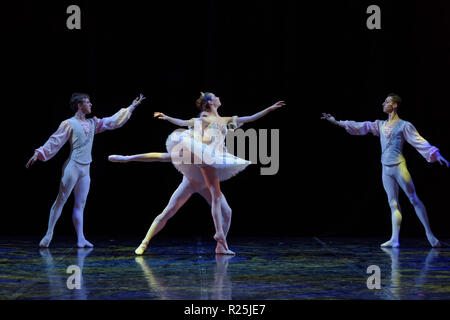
[26,93,146,248]
[321,93,448,248]
[109,92,286,254]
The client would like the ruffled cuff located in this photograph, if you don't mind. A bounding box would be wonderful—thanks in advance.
[428,149,440,163]
[34,149,46,161]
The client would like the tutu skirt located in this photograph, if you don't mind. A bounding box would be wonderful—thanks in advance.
[166,129,251,183]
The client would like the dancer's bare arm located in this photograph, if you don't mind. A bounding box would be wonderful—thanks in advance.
[321,113,344,127]
[230,101,286,126]
[154,112,195,127]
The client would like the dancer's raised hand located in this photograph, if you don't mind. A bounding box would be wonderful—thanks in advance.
[437,154,449,167]
[321,113,336,122]
[269,101,286,111]
[154,112,169,120]
[26,153,38,168]
[131,94,146,108]
[321,113,342,127]
[233,100,286,125]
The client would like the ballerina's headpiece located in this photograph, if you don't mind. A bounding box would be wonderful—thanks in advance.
[200,91,213,101]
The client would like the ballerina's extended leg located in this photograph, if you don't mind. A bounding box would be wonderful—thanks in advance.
[109,152,171,163]
[135,177,194,255]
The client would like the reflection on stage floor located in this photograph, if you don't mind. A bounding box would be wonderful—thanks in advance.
[1,237,449,300]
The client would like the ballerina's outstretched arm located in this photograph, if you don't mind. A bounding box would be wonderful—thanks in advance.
[153,112,195,127]
[231,101,286,126]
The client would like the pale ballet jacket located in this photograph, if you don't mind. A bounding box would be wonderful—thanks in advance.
[35,107,134,162]
[339,119,440,165]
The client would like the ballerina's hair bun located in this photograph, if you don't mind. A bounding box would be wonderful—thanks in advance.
[196,92,213,111]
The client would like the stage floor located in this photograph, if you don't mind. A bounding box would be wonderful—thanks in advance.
[1,236,449,300]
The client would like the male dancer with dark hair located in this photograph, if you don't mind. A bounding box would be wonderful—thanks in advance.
[322,93,448,247]
[26,93,146,248]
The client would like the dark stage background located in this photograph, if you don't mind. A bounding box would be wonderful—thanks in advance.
[4,0,450,240]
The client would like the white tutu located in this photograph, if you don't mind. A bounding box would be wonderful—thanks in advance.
[165,119,251,183]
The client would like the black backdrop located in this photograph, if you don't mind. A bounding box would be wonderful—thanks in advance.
[5,0,450,240]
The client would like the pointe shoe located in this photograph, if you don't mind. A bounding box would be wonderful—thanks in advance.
[213,234,229,251]
[426,233,441,248]
[39,234,53,248]
[428,238,441,248]
[77,239,94,248]
[108,155,129,163]
[216,246,236,255]
[216,242,235,255]
[135,241,148,255]
[432,241,441,248]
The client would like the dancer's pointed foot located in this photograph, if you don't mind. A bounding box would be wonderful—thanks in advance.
[216,243,235,255]
[426,233,441,248]
[135,241,148,255]
[77,239,94,248]
[381,239,400,248]
[214,233,229,252]
[39,234,53,248]
[108,155,130,163]
[431,241,441,248]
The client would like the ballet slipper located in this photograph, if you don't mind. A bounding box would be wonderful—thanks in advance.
[39,234,53,248]
[380,239,400,248]
[135,241,148,255]
[77,239,94,248]
[426,233,441,248]
[213,233,229,252]
[431,241,442,248]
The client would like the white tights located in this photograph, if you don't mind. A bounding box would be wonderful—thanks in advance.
[381,162,439,247]
[40,159,92,247]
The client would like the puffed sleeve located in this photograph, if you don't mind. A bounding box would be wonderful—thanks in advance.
[339,120,380,136]
[93,107,134,134]
[35,120,72,161]
[404,122,440,162]
[227,115,243,131]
